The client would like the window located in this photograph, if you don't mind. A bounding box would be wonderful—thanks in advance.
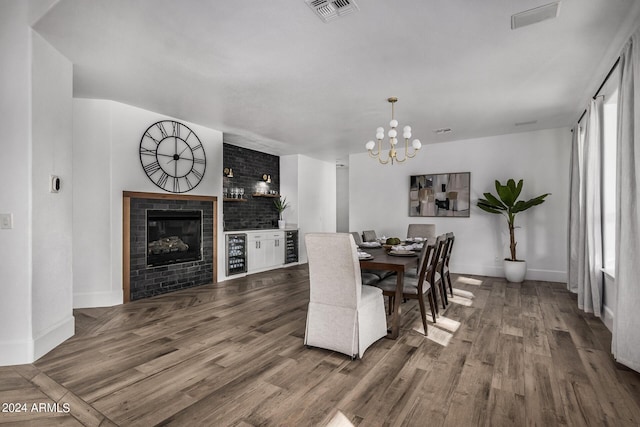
[602,83,619,274]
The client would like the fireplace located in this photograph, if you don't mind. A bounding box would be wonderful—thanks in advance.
[124,192,216,302]
[146,210,202,267]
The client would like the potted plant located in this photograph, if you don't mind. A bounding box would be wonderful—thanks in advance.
[477,179,549,283]
[274,196,289,229]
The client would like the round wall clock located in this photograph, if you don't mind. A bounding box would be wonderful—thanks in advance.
[139,120,206,193]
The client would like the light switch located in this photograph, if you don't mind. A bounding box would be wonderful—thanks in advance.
[0,213,13,229]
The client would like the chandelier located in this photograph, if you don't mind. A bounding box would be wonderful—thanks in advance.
[365,97,421,164]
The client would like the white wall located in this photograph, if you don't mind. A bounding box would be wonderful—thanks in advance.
[349,128,571,282]
[280,155,299,229]
[73,99,224,306]
[31,31,74,359]
[0,2,76,365]
[280,154,337,263]
[0,1,34,365]
[336,166,349,232]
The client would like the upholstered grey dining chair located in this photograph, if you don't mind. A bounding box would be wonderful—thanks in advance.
[362,230,378,242]
[304,233,387,359]
[350,231,364,246]
[407,224,436,239]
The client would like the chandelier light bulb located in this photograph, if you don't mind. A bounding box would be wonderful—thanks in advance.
[376,132,384,140]
[412,139,422,149]
[376,127,384,134]
[388,129,397,138]
[403,125,411,133]
[403,131,412,139]
[390,119,398,128]
[365,140,376,150]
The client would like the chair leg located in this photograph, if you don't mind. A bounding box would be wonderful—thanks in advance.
[388,296,394,315]
[431,286,440,315]
[438,280,447,309]
[447,271,453,296]
[427,291,437,323]
[417,295,428,336]
[439,273,449,305]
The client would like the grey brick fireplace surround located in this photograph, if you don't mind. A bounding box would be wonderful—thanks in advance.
[127,194,215,301]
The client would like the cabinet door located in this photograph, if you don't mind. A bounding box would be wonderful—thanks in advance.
[268,232,285,266]
[247,235,267,271]
[272,236,285,265]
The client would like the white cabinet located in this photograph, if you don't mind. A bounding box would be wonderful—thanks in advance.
[247,231,285,272]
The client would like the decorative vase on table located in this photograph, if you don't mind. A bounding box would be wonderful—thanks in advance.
[278,219,285,229]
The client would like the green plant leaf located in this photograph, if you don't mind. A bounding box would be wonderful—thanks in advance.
[496,181,516,207]
[511,193,550,213]
[477,178,550,262]
[477,202,503,214]
[482,192,506,209]
[274,196,289,212]
[513,179,523,201]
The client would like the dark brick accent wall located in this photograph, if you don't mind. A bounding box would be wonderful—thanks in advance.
[223,143,280,231]
[129,198,214,301]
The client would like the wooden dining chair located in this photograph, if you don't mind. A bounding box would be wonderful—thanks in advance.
[431,234,449,309]
[441,232,455,297]
[374,238,438,335]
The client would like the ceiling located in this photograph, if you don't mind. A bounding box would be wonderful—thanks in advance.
[33,0,640,164]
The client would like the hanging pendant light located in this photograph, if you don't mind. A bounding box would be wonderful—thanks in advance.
[365,97,421,164]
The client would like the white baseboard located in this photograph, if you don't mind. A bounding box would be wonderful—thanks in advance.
[453,264,567,283]
[0,315,75,366]
[0,339,34,367]
[33,315,75,361]
[602,304,614,332]
[73,289,123,308]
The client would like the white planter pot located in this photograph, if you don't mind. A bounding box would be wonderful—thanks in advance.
[278,220,286,229]
[504,259,526,283]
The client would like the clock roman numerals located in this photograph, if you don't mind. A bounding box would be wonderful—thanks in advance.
[140,120,206,193]
[157,172,169,188]
[156,122,169,139]
[143,161,161,175]
[190,169,203,181]
[140,147,156,156]
[144,132,160,145]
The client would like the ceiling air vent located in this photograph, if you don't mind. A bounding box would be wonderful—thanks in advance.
[511,2,560,30]
[305,0,359,23]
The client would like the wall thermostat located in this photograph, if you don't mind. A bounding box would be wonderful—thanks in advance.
[50,175,61,193]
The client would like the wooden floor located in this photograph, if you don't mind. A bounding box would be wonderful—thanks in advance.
[1,265,640,426]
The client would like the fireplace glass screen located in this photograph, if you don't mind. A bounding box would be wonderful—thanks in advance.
[147,210,202,267]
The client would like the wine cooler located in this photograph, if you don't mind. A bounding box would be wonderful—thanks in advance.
[285,230,299,264]
[225,233,247,276]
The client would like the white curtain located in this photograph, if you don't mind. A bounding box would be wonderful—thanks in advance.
[612,31,640,372]
[567,124,583,293]
[567,98,604,317]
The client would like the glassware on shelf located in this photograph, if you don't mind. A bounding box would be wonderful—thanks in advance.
[239,188,244,199]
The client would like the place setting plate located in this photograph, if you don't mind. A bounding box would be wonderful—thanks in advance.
[388,250,418,257]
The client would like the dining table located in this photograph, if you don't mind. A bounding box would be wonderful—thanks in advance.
[359,246,419,339]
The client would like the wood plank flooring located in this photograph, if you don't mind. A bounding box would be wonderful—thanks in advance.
[1,265,640,426]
